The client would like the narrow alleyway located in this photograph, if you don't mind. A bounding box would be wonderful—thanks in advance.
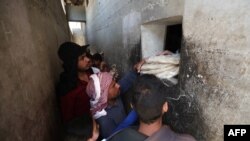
[1,0,250,141]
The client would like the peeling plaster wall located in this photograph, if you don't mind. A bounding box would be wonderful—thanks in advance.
[0,0,69,140]
[181,0,250,140]
[86,0,184,74]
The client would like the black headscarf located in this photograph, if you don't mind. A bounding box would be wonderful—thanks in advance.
[56,42,89,96]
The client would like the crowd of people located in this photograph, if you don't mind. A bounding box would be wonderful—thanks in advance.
[56,41,196,141]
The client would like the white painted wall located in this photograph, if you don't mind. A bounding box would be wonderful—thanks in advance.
[141,24,166,58]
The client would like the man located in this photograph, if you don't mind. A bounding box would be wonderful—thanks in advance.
[86,60,145,138]
[108,74,196,141]
[56,42,93,136]
[92,53,103,69]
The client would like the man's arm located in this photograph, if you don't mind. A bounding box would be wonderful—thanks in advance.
[118,59,145,95]
[118,71,138,95]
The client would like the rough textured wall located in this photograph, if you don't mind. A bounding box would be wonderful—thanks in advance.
[86,0,184,74]
[181,0,250,140]
[0,0,69,140]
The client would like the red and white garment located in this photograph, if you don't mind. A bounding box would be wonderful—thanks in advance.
[86,72,113,119]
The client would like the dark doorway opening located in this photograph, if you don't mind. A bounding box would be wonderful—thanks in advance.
[164,24,182,53]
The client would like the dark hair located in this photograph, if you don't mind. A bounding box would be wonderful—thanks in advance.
[132,74,166,124]
[56,42,91,96]
[92,53,103,62]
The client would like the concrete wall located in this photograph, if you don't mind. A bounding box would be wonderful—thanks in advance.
[181,0,250,140]
[86,0,250,141]
[86,0,184,74]
[141,24,166,58]
[0,0,69,140]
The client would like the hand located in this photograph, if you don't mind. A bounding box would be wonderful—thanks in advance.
[134,59,146,73]
[87,119,99,141]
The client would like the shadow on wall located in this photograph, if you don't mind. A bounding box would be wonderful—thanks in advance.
[128,40,142,67]
[163,86,206,141]
[163,40,207,141]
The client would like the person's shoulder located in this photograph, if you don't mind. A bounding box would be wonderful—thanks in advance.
[175,132,196,141]
[161,126,196,141]
[108,127,147,141]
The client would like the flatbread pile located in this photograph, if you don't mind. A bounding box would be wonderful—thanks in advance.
[141,53,180,85]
